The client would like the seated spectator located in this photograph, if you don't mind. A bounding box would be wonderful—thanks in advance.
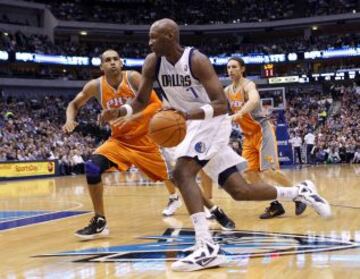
[338,143,347,163]
[352,147,360,164]
[70,149,85,174]
[314,143,328,164]
[327,146,341,164]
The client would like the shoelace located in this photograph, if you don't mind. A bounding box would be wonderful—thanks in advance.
[82,217,97,230]
[183,238,206,253]
[86,217,103,229]
[195,238,213,251]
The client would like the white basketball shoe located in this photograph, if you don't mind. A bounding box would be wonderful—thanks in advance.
[294,180,331,218]
[162,195,182,216]
[171,238,227,272]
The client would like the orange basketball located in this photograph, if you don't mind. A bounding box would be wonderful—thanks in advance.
[149,110,186,147]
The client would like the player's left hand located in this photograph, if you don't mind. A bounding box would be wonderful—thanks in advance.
[160,106,189,120]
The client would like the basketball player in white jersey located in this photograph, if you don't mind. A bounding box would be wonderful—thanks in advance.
[100,18,331,272]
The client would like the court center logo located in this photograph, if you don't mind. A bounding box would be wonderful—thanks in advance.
[36,228,360,263]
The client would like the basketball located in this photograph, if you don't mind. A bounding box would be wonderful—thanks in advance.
[149,110,187,147]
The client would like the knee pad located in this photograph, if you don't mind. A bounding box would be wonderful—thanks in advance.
[85,160,102,185]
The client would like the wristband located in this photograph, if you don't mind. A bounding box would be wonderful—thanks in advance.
[200,104,214,120]
[123,104,133,117]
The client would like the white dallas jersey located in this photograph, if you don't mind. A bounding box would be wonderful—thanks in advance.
[155,47,247,181]
[156,47,211,111]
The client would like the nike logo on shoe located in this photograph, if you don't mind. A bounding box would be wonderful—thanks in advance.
[95,227,105,233]
[196,256,216,267]
[310,194,325,203]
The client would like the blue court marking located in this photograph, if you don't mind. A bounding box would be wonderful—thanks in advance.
[0,210,89,231]
[0,211,47,221]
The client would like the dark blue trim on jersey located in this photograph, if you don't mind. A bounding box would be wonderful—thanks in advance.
[0,210,88,231]
[189,47,200,81]
[155,56,161,80]
[156,82,170,103]
[155,56,170,103]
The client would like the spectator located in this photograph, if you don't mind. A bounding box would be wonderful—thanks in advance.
[21,0,357,25]
[304,129,315,164]
[314,143,328,164]
[70,149,85,174]
[289,132,303,165]
[327,146,341,164]
[0,95,103,176]
[352,147,360,164]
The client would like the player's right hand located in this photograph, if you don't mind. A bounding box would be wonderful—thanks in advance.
[62,120,78,133]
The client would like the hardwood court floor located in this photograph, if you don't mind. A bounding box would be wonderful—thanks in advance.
[1,164,360,278]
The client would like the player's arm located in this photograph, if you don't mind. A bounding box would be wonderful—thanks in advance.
[63,79,98,133]
[223,86,234,114]
[185,51,228,120]
[232,81,260,121]
[128,70,162,118]
[99,54,157,124]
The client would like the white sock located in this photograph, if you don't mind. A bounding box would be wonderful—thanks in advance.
[203,207,212,218]
[275,186,299,201]
[169,193,178,199]
[209,205,218,212]
[191,212,213,243]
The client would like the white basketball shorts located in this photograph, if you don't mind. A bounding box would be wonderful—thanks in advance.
[169,114,247,183]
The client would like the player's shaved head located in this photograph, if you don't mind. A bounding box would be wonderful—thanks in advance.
[100,49,120,63]
[150,18,180,42]
[99,49,122,76]
[149,18,183,57]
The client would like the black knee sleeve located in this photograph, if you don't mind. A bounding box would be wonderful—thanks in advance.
[85,154,115,185]
[218,166,238,186]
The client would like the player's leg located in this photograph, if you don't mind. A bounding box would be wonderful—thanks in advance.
[200,145,330,218]
[242,169,284,219]
[200,169,213,199]
[75,153,116,239]
[162,179,182,216]
[173,157,206,214]
[262,169,291,186]
[160,147,182,216]
[199,170,214,218]
[75,139,132,240]
[260,123,306,217]
[216,159,331,218]
[241,132,286,219]
[199,170,235,230]
[262,169,306,216]
[221,167,331,217]
[171,156,226,271]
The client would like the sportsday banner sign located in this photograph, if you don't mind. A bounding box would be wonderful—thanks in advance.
[0,161,56,179]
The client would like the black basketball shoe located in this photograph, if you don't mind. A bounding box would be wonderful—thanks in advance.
[295,201,307,215]
[75,215,109,240]
[211,206,236,230]
[260,201,285,219]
